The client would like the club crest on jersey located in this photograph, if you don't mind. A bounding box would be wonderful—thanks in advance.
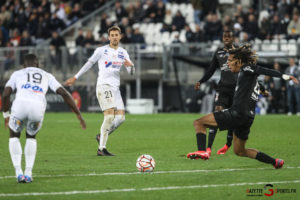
[104,49,108,55]
[21,83,43,93]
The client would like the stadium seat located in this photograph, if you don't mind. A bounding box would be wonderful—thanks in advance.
[288,39,296,44]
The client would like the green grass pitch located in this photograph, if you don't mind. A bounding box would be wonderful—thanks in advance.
[0,113,299,200]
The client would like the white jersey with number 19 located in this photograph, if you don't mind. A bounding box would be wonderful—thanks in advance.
[75,45,133,88]
[5,67,62,106]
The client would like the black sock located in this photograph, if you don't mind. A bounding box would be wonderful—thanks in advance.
[196,133,206,151]
[226,130,233,147]
[255,152,276,165]
[207,128,217,148]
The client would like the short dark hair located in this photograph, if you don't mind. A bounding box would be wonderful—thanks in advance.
[24,54,38,66]
[107,26,121,34]
[223,30,234,36]
[229,44,257,65]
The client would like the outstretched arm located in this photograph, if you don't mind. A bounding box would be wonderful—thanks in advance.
[2,87,12,128]
[56,87,86,129]
[198,53,218,83]
[65,61,94,86]
[256,65,299,84]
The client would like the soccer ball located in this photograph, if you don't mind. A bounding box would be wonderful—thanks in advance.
[136,154,155,172]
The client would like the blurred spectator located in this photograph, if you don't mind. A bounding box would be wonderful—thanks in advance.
[155,0,165,23]
[185,25,195,42]
[244,14,259,40]
[0,5,11,28]
[4,41,15,70]
[68,3,83,24]
[223,15,233,29]
[36,16,51,40]
[122,27,133,44]
[115,1,127,21]
[204,13,222,41]
[269,62,286,113]
[194,24,205,42]
[98,13,109,35]
[164,9,172,26]
[119,17,130,34]
[202,0,218,19]
[126,3,135,23]
[50,13,66,32]
[83,30,96,47]
[277,0,290,19]
[285,58,300,115]
[19,30,33,46]
[10,29,21,46]
[287,13,300,40]
[133,1,145,23]
[259,16,270,39]
[172,33,181,43]
[75,29,84,47]
[131,27,145,44]
[191,0,203,24]
[50,31,66,69]
[144,0,157,23]
[28,13,38,36]
[268,15,286,39]
[171,11,186,31]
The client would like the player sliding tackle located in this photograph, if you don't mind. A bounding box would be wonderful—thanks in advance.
[65,26,135,156]
[187,44,299,169]
[2,54,86,183]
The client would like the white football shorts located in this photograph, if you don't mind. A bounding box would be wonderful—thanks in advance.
[9,99,46,136]
[96,84,124,111]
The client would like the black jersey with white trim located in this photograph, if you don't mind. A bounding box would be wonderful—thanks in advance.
[232,64,282,116]
[199,47,238,94]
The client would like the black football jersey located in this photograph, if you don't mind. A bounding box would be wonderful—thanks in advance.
[199,47,238,94]
[232,65,282,116]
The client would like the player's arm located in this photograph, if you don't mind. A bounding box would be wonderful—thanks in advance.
[2,87,12,128]
[195,52,218,90]
[56,87,86,129]
[65,48,101,86]
[258,82,269,97]
[255,65,299,84]
[123,51,135,75]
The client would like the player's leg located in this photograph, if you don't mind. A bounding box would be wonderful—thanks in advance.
[96,84,116,156]
[8,102,26,183]
[24,106,44,183]
[207,105,224,155]
[187,113,218,160]
[109,89,125,135]
[233,132,284,169]
[217,129,233,155]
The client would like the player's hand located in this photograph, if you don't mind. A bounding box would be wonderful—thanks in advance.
[194,82,201,90]
[290,76,299,84]
[64,77,77,86]
[77,115,86,130]
[124,59,133,67]
[4,117,9,129]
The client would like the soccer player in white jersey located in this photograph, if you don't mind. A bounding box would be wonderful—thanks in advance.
[65,26,134,156]
[2,54,86,183]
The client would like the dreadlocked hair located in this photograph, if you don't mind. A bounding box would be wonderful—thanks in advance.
[228,43,258,65]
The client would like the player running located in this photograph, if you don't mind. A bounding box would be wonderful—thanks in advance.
[194,30,237,157]
[65,26,135,156]
[2,54,86,183]
[187,44,299,168]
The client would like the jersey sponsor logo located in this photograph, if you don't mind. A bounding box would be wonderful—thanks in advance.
[21,83,44,93]
[118,54,124,59]
[243,66,254,72]
[105,61,122,69]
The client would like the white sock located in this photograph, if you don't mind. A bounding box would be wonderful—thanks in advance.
[9,138,23,177]
[24,138,37,177]
[109,115,125,135]
[99,115,114,150]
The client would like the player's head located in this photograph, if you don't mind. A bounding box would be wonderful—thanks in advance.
[108,26,122,47]
[24,54,39,68]
[223,30,234,47]
[228,44,257,73]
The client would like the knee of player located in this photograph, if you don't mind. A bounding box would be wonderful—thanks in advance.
[234,149,245,157]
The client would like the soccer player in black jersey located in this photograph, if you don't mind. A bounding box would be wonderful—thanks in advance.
[195,30,237,157]
[187,44,299,168]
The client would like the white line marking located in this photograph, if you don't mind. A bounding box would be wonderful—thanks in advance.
[0,180,299,197]
[0,166,299,180]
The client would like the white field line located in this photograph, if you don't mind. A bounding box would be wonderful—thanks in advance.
[0,180,300,197]
[0,166,299,180]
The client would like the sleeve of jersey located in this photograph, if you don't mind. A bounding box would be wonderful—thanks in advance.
[124,51,135,75]
[48,73,62,93]
[74,48,101,79]
[255,65,282,78]
[199,52,218,83]
[258,81,265,93]
[5,72,17,91]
